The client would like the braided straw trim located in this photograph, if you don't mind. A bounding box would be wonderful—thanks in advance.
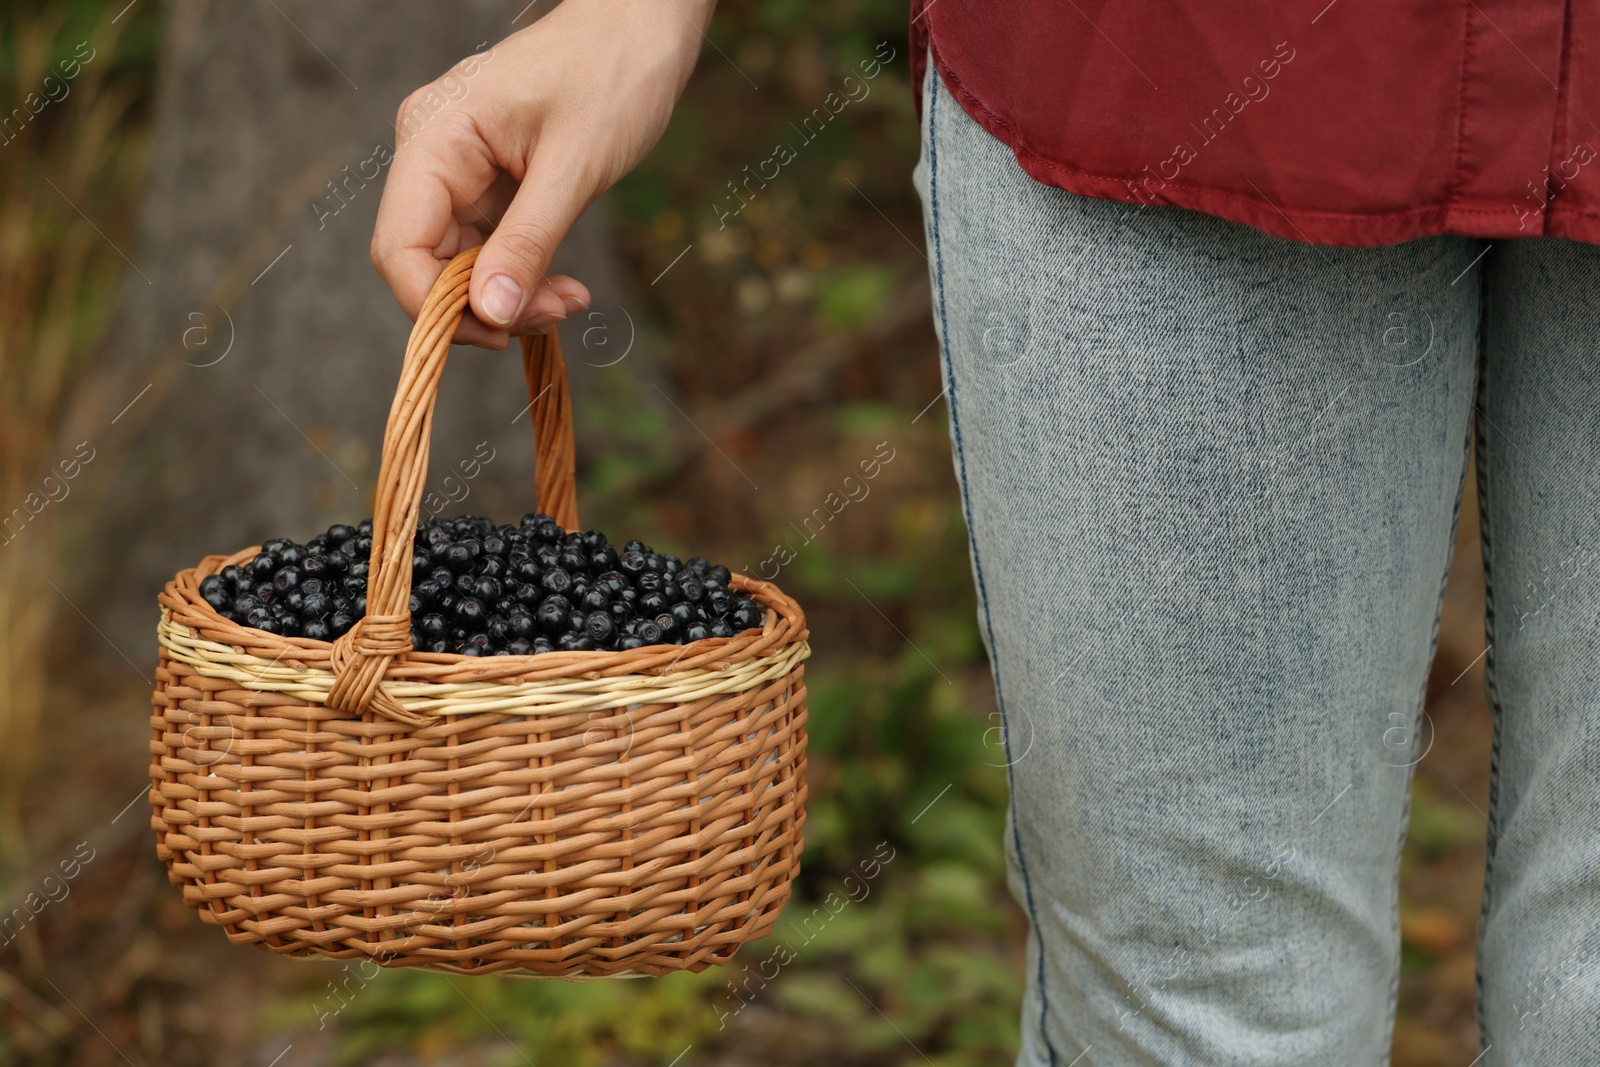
[158,612,810,717]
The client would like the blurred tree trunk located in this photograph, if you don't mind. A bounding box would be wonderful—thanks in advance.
[95,0,648,657]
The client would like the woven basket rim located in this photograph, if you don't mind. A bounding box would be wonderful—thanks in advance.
[164,543,809,687]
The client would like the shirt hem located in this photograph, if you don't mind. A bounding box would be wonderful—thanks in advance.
[920,27,1600,248]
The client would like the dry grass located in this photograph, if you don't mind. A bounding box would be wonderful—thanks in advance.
[0,7,150,853]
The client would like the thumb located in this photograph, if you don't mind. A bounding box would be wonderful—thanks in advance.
[471,158,593,333]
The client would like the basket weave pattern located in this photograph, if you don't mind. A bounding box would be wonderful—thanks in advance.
[147,248,809,977]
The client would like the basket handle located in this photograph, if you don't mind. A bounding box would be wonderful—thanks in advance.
[327,246,576,723]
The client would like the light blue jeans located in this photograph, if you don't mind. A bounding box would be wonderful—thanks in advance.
[914,63,1600,1065]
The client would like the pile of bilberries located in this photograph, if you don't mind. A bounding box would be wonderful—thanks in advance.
[198,513,763,655]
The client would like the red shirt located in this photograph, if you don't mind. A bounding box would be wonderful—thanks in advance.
[911,0,1600,247]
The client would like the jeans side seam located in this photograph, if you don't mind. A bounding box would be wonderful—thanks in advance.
[925,70,1059,1067]
[1473,282,1504,1056]
[1381,337,1481,1054]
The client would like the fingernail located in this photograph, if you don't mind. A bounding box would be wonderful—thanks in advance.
[480,273,524,326]
[561,293,590,315]
[528,287,567,320]
[523,310,566,330]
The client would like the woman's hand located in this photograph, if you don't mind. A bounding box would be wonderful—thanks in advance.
[372,0,713,348]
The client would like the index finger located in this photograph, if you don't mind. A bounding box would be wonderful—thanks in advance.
[371,128,511,347]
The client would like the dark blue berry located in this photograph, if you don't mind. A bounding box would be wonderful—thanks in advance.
[536,596,570,634]
[731,599,763,630]
[584,611,614,644]
[454,596,485,624]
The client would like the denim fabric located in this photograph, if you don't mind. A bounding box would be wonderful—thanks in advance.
[913,61,1600,1065]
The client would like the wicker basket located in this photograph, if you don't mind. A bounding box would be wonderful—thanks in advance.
[147,247,809,978]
